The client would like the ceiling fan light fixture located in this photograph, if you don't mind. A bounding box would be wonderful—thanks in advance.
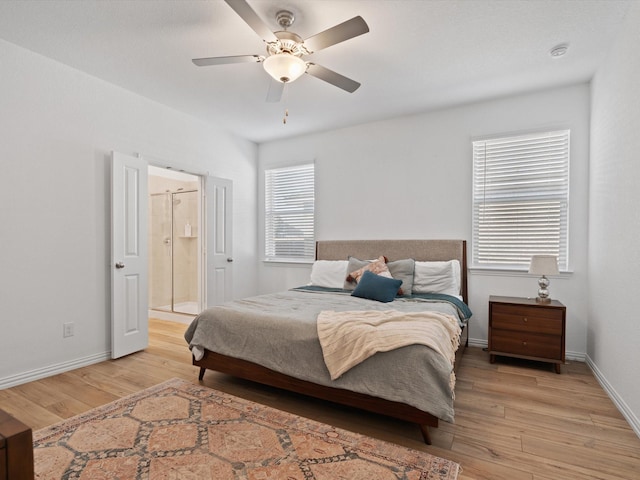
[263,53,307,83]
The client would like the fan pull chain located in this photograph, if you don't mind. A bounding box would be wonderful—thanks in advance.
[282,81,289,125]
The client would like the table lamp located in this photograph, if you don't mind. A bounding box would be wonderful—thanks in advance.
[528,255,559,303]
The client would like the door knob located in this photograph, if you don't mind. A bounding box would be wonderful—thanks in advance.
[115,262,125,269]
[227,258,234,263]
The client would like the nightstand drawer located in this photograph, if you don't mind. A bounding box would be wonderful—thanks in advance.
[491,330,562,360]
[491,304,563,335]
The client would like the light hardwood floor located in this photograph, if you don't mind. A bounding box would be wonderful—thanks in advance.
[1,318,639,479]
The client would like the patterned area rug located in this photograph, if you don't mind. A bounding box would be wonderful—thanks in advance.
[34,378,460,479]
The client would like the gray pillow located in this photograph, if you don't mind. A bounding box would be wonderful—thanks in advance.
[387,258,415,296]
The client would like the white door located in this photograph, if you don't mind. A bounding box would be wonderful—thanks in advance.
[111,152,148,358]
[205,176,233,307]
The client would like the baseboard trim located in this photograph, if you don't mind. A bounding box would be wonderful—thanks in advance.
[586,355,640,438]
[566,350,586,362]
[0,351,111,389]
[468,338,487,349]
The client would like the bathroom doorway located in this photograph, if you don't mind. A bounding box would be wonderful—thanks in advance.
[148,166,202,321]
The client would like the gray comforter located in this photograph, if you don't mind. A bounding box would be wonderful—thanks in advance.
[184,288,463,423]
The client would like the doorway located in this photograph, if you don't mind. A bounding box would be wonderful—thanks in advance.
[148,166,202,321]
[112,153,233,357]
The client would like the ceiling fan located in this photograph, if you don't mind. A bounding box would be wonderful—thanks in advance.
[193,0,370,102]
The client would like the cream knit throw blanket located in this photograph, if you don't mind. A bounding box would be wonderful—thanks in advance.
[317,310,461,391]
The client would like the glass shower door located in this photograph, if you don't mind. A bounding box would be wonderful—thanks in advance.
[172,190,199,314]
[149,193,173,312]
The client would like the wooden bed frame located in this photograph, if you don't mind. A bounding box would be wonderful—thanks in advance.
[194,239,469,444]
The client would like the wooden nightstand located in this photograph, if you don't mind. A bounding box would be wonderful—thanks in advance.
[488,295,566,373]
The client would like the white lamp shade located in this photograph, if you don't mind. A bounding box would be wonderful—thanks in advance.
[263,54,307,83]
[528,255,559,275]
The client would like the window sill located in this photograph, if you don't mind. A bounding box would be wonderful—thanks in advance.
[469,266,573,278]
[262,259,314,267]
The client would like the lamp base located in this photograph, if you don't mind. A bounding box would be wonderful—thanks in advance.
[536,275,551,303]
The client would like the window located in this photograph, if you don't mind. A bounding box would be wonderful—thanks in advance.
[472,130,569,270]
[265,163,315,261]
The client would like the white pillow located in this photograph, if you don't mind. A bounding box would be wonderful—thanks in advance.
[412,260,460,296]
[309,260,349,289]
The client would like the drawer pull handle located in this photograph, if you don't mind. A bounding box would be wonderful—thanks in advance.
[523,341,527,346]
[523,318,528,322]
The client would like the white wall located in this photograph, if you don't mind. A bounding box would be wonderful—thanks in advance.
[0,39,258,386]
[589,3,640,433]
[258,84,591,357]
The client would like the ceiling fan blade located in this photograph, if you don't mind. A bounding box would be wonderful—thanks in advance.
[266,79,284,103]
[303,16,369,53]
[306,63,361,93]
[224,0,278,42]
[192,55,261,66]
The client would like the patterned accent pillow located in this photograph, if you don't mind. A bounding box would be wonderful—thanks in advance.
[345,255,405,296]
[346,255,392,284]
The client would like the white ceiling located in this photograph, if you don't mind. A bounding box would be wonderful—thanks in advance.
[0,0,632,143]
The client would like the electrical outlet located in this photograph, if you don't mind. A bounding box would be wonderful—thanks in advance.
[63,322,74,338]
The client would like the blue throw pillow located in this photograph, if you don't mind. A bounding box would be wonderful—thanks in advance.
[351,270,402,303]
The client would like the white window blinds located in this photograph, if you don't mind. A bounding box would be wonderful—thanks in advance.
[472,130,569,270]
[265,163,315,261]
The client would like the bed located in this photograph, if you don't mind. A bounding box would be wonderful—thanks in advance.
[185,239,470,444]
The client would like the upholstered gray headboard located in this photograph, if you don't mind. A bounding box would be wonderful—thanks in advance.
[316,239,468,302]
